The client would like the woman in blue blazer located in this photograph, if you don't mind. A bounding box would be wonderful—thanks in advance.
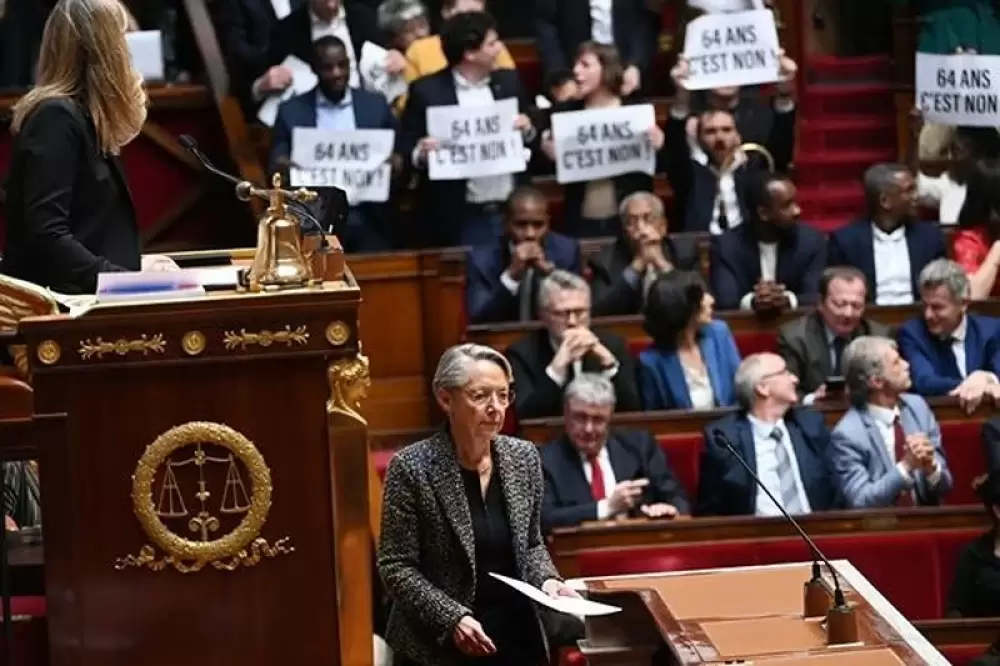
[639,270,741,410]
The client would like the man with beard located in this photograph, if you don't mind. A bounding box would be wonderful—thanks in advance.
[827,163,946,305]
[709,172,825,313]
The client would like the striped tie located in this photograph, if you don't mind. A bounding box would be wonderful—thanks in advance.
[770,428,804,514]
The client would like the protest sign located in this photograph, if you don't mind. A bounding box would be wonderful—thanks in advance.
[426,98,526,180]
[682,9,780,90]
[550,105,657,184]
[916,52,1000,127]
[290,128,395,203]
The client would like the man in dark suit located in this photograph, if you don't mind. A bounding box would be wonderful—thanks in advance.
[699,353,844,516]
[270,36,401,253]
[211,0,286,114]
[588,191,700,317]
[778,266,891,401]
[897,259,1000,404]
[466,185,579,323]
[982,417,1000,472]
[710,173,825,313]
[827,163,946,305]
[541,374,688,531]
[400,11,535,248]
[507,270,641,419]
[534,0,659,96]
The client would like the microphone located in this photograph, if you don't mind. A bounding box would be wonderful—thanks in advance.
[711,429,847,609]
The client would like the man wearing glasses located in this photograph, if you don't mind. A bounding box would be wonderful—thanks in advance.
[506,269,641,419]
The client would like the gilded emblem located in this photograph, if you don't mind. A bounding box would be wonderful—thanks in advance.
[78,333,166,360]
[35,340,60,365]
[181,330,206,356]
[222,325,309,350]
[115,421,294,573]
[324,321,350,346]
[327,353,370,425]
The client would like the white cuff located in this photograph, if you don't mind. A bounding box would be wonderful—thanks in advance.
[926,460,944,486]
[802,392,816,406]
[669,104,689,120]
[545,363,569,387]
[739,291,755,310]
[251,74,268,102]
[410,144,424,168]
[499,269,520,295]
[596,499,612,520]
[785,291,798,310]
[773,96,796,113]
[600,361,620,380]
[895,462,916,486]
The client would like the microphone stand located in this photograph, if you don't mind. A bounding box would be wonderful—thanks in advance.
[712,430,859,645]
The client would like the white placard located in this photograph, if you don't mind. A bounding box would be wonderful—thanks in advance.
[488,573,621,616]
[256,55,319,127]
[551,105,657,184]
[681,9,780,90]
[289,128,395,203]
[359,41,408,102]
[126,31,164,83]
[426,98,526,180]
[916,52,1000,127]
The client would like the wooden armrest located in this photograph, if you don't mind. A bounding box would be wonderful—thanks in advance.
[0,376,33,420]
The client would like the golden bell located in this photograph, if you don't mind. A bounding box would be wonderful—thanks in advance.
[247,174,312,291]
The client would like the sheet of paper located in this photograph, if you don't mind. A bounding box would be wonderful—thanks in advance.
[256,55,319,126]
[126,31,164,83]
[488,573,621,616]
[360,41,408,102]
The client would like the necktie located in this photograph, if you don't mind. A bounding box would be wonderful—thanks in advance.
[716,196,729,231]
[770,428,804,514]
[893,416,915,507]
[831,337,847,375]
[518,268,535,321]
[588,454,605,501]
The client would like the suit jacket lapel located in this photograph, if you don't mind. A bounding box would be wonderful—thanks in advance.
[904,226,923,296]
[662,353,693,408]
[736,420,758,512]
[785,420,816,505]
[605,435,635,481]
[859,410,894,473]
[428,433,476,570]
[965,316,981,372]
[440,71,460,106]
[858,223,877,296]
[556,435,593,503]
[805,313,833,378]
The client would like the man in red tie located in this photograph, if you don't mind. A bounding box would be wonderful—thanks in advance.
[830,336,953,508]
[539,374,689,531]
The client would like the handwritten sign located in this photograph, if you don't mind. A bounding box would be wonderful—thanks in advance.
[289,128,395,203]
[550,105,657,184]
[682,9,780,90]
[916,52,1000,127]
[426,98,526,180]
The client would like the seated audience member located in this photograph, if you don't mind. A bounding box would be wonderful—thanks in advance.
[947,470,1000,618]
[952,160,1000,299]
[400,11,535,248]
[534,0,659,97]
[507,271,641,419]
[666,56,797,234]
[984,416,1000,472]
[270,37,400,253]
[398,0,516,112]
[540,69,578,107]
[827,163,946,305]
[710,172,825,313]
[210,0,283,113]
[897,259,1000,405]
[699,353,843,517]
[777,266,891,401]
[588,191,699,317]
[639,271,741,410]
[541,374,689,530]
[831,336,953,508]
[466,186,579,323]
[377,0,429,54]
[540,42,665,238]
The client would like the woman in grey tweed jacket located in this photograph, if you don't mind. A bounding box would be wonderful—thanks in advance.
[377,344,578,666]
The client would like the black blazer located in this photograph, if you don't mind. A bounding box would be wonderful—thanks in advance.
[400,68,534,248]
[269,4,380,73]
[541,429,690,531]
[709,223,827,311]
[1,98,140,294]
[506,328,642,419]
[588,235,700,316]
[211,0,280,112]
[982,417,1000,473]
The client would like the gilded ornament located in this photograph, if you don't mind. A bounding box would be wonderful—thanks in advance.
[35,340,61,365]
[327,353,370,425]
[222,325,309,350]
[181,330,206,356]
[324,321,350,347]
[78,333,166,360]
[114,421,294,573]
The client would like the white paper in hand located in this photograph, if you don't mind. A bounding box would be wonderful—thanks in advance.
[488,573,620,616]
[360,41,408,102]
[256,55,319,126]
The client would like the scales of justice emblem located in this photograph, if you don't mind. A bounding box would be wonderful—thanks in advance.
[115,421,294,573]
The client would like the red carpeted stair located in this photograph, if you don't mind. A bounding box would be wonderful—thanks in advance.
[796,55,898,233]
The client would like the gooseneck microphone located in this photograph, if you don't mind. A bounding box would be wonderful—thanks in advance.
[711,430,848,609]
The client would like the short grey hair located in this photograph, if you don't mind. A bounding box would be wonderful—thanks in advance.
[376,0,427,35]
[432,343,512,392]
[564,373,617,408]
[537,269,590,310]
[733,354,773,410]
[618,191,664,222]
[862,162,908,212]
[842,336,896,407]
[918,258,970,301]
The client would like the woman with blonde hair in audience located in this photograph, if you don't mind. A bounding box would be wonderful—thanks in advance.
[639,270,741,410]
[951,160,1000,299]
[540,41,665,239]
[1,0,176,295]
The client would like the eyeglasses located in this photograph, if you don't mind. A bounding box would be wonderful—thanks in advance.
[463,388,515,407]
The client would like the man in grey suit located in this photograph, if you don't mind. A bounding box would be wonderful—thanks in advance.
[778,266,891,403]
[830,336,953,508]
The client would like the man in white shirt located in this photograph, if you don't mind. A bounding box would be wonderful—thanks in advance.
[831,336,953,508]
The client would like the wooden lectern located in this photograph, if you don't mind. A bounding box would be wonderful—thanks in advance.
[575,561,950,665]
[16,271,373,666]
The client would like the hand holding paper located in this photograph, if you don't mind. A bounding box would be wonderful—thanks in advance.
[488,573,620,616]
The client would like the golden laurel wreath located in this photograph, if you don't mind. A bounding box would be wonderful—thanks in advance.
[114,421,293,573]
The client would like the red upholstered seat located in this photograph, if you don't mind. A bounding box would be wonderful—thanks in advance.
[627,339,651,357]
[577,540,762,577]
[733,330,778,357]
[655,434,703,499]
[939,421,987,506]
[374,449,394,480]
[940,645,991,666]
[0,598,48,666]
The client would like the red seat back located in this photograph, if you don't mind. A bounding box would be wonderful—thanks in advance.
[940,645,991,666]
[733,330,778,356]
[655,433,703,500]
[939,421,987,506]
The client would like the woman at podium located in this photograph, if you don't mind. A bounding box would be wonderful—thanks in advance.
[1,0,175,295]
[378,344,578,665]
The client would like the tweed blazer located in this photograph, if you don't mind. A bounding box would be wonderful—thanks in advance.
[377,431,561,665]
